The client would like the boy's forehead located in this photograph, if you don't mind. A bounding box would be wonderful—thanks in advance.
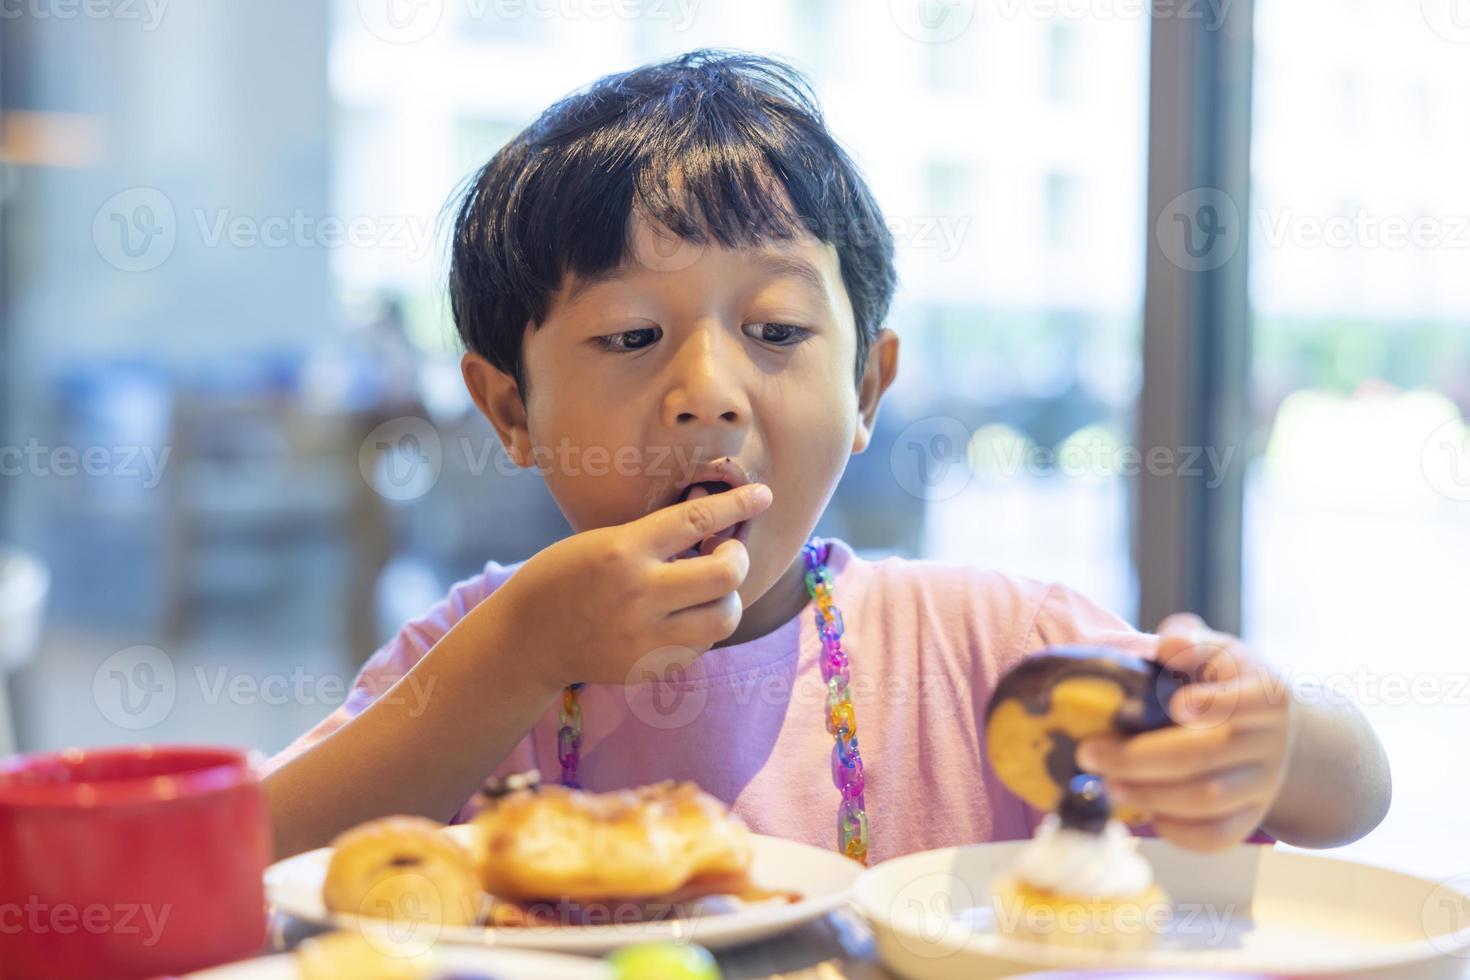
[560,210,840,307]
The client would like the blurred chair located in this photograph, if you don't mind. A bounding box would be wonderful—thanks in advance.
[0,548,50,756]
[411,411,571,572]
[161,391,388,654]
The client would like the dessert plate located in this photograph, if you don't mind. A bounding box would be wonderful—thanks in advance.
[853,840,1470,979]
[266,827,860,955]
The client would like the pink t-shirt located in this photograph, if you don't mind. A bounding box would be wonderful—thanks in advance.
[269,538,1229,864]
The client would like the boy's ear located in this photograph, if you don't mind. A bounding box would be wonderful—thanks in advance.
[852,328,900,455]
[461,351,532,467]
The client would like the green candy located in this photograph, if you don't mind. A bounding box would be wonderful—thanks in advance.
[607,942,721,980]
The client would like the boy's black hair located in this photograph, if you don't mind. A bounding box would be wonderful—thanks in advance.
[448,47,897,399]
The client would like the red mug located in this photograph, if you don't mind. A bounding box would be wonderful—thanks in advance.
[0,745,272,979]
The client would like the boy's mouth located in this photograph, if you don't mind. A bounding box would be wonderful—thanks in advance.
[668,458,755,560]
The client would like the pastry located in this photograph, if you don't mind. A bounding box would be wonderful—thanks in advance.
[321,815,486,928]
[470,780,754,903]
[991,775,1170,951]
[984,646,1186,824]
[317,782,787,935]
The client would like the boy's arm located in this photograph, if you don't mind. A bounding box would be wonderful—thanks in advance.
[262,589,558,860]
[264,484,775,860]
[1259,684,1391,848]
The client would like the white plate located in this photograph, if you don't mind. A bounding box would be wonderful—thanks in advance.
[853,839,1470,979]
[188,945,612,979]
[266,828,860,955]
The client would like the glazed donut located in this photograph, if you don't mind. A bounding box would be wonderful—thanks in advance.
[471,780,752,903]
[321,815,486,928]
[984,646,1187,824]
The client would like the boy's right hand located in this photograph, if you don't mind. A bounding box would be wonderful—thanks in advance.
[489,482,774,688]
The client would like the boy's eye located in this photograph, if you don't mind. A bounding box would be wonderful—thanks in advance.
[744,322,812,346]
[594,326,662,352]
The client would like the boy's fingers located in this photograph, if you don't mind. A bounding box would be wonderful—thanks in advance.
[1170,672,1289,728]
[1078,725,1278,783]
[1154,618,1252,688]
[1154,629,1228,679]
[640,483,773,557]
[663,590,744,649]
[1155,611,1207,636]
[1077,733,1126,770]
[1111,764,1267,821]
[653,537,750,611]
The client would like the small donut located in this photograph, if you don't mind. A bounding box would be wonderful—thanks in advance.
[322,815,486,928]
[984,646,1187,824]
[470,781,751,903]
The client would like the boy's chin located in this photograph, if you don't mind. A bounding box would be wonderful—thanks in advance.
[743,533,814,597]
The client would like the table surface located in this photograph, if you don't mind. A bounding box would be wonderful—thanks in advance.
[270,905,897,979]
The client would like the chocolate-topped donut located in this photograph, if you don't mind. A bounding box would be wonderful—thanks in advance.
[984,646,1188,824]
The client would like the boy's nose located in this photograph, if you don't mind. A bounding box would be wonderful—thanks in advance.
[662,331,748,428]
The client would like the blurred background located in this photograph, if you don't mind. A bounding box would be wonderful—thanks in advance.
[1,0,1467,877]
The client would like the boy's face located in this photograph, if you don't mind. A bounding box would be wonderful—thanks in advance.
[467,208,897,614]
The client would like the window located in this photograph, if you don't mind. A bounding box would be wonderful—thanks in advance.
[1246,0,1470,877]
[1044,172,1082,253]
[1045,22,1085,105]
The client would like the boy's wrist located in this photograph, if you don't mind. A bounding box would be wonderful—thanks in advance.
[476,585,572,698]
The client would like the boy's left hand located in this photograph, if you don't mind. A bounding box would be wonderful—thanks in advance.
[1076,613,1295,852]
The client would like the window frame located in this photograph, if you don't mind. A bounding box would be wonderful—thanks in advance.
[1135,0,1256,633]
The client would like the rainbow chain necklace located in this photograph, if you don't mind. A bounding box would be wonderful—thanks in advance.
[555,535,870,865]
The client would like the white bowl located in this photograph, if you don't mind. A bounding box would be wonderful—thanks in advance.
[853,839,1470,979]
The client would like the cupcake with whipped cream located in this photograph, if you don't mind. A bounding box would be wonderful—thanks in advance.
[992,774,1170,951]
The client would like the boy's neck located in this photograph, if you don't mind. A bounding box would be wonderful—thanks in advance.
[711,548,811,649]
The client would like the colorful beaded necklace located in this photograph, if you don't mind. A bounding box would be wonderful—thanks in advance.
[555,535,870,865]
